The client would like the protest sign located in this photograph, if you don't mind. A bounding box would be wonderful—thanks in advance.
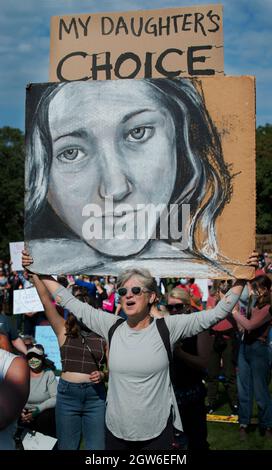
[13,287,44,314]
[49,4,223,81]
[22,431,57,450]
[9,241,24,271]
[35,325,62,370]
[25,75,255,279]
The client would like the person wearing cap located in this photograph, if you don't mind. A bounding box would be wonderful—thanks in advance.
[19,344,57,438]
[166,287,212,449]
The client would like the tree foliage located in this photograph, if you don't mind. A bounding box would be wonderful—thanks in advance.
[0,127,25,259]
[256,124,272,233]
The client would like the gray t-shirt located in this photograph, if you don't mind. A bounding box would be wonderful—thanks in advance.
[26,370,57,413]
[54,286,239,441]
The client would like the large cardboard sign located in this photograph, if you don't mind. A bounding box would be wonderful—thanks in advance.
[24,76,255,279]
[13,288,44,314]
[35,325,62,371]
[9,241,24,271]
[49,5,224,82]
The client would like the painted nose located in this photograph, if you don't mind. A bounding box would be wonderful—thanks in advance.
[99,143,132,201]
[99,175,132,201]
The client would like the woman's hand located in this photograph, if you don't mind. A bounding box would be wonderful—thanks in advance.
[21,409,34,423]
[22,250,33,270]
[246,251,259,270]
[89,370,104,384]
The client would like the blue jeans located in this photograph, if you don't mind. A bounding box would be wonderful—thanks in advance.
[237,341,272,428]
[56,378,106,450]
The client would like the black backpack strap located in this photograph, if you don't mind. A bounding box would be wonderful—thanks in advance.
[156,318,174,383]
[156,318,172,363]
[108,318,126,349]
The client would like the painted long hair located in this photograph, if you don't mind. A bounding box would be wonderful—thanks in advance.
[25,78,232,265]
[146,78,232,263]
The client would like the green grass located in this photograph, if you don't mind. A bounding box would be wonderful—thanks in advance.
[206,382,272,450]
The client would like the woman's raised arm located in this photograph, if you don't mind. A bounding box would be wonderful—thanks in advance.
[22,250,118,339]
[31,274,65,337]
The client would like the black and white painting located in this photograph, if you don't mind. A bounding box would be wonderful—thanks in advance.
[25,77,255,277]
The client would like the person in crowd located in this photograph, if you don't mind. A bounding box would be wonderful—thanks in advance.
[71,278,108,310]
[21,334,35,350]
[0,267,10,314]
[71,274,97,298]
[18,344,57,438]
[25,78,234,278]
[26,273,107,450]
[22,250,257,450]
[0,310,27,355]
[0,348,29,450]
[167,287,212,449]
[7,270,23,315]
[102,277,116,313]
[176,278,203,311]
[232,275,272,440]
[206,280,239,415]
[23,310,48,337]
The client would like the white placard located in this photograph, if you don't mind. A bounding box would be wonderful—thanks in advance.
[13,287,44,314]
[22,431,57,450]
[35,325,62,371]
[9,241,24,271]
[194,278,209,302]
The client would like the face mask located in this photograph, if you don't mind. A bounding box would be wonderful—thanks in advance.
[109,277,115,284]
[28,357,42,370]
[179,279,187,285]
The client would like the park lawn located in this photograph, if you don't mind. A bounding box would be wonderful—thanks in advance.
[206,382,272,450]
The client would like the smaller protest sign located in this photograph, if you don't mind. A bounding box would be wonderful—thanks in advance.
[9,241,24,271]
[13,288,44,314]
[35,325,62,370]
[22,431,57,450]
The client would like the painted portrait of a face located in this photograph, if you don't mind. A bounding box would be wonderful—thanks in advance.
[46,80,176,257]
[25,77,254,277]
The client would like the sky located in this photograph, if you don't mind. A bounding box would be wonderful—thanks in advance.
[0,0,271,131]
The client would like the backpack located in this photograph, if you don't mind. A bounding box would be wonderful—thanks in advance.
[108,317,174,382]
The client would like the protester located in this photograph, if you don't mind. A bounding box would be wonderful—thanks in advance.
[167,287,212,449]
[0,267,9,313]
[28,273,107,450]
[206,280,239,415]
[22,250,257,450]
[19,344,57,438]
[0,348,29,449]
[0,311,27,355]
[232,275,272,439]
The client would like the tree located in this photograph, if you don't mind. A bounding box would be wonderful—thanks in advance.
[0,127,25,259]
[256,124,272,234]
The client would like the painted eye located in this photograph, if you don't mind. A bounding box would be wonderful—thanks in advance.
[126,126,154,142]
[57,148,85,162]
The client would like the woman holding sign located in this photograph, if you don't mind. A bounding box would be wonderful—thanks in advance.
[23,274,107,450]
[22,251,258,450]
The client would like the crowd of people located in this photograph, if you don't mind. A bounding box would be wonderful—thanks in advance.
[0,251,272,450]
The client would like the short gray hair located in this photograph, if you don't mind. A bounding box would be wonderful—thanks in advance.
[117,267,158,293]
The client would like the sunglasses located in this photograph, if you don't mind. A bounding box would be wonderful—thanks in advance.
[118,286,150,297]
[166,304,185,313]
